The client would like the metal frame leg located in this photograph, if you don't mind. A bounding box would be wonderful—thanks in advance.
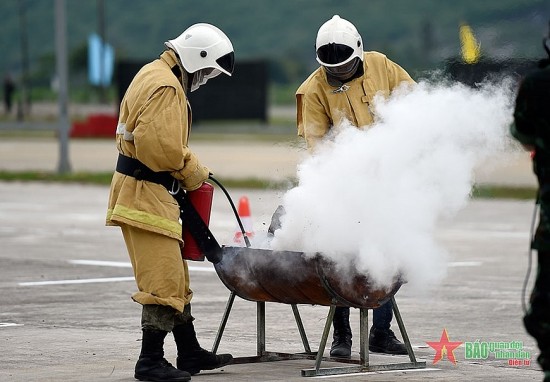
[257,302,266,356]
[359,308,369,367]
[291,304,311,353]
[313,305,336,372]
[211,291,236,354]
[391,296,417,363]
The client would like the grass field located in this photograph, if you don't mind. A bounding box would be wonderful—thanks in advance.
[0,170,537,200]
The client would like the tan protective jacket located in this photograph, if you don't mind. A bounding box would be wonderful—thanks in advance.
[296,51,415,149]
[106,50,209,240]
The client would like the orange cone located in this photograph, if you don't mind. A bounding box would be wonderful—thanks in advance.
[233,196,254,244]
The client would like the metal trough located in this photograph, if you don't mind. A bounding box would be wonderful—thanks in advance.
[214,246,402,309]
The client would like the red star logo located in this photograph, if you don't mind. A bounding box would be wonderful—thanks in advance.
[426,328,463,365]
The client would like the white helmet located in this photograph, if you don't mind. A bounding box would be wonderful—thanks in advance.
[165,23,235,77]
[315,15,363,67]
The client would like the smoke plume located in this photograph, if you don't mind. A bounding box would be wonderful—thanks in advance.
[270,79,517,290]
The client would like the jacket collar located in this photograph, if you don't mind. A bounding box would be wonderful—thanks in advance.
[160,50,189,93]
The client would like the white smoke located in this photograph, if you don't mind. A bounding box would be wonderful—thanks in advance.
[270,79,517,290]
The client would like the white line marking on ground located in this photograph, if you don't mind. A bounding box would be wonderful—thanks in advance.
[312,367,439,378]
[19,277,135,286]
[18,260,216,286]
[0,323,23,328]
[70,259,131,267]
[448,261,483,267]
[68,259,216,273]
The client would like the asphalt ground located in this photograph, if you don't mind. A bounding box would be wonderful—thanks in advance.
[0,135,546,381]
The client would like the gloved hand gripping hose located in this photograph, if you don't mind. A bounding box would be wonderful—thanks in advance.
[208,175,251,248]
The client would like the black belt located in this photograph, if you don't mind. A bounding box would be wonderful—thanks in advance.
[115,154,221,263]
[116,153,175,189]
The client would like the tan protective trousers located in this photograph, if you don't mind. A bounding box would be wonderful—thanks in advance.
[120,224,192,313]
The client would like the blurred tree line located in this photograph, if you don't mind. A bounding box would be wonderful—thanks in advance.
[1,0,549,110]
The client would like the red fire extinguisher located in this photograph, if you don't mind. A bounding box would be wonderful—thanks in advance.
[181,182,214,261]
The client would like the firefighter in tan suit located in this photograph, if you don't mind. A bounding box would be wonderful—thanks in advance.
[297,15,415,357]
[106,24,234,382]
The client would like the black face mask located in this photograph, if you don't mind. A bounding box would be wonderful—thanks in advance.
[323,57,364,88]
[324,57,361,81]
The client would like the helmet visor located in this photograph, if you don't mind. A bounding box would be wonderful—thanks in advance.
[216,52,235,75]
[316,43,354,66]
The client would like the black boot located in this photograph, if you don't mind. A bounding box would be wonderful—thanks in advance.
[369,327,407,355]
[173,322,233,375]
[330,307,352,358]
[135,329,191,382]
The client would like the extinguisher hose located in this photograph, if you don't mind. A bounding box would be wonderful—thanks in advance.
[208,175,251,248]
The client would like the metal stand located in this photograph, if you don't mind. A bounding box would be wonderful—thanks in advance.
[212,293,426,377]
[301,296,426,376]
[212,291,317,362]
